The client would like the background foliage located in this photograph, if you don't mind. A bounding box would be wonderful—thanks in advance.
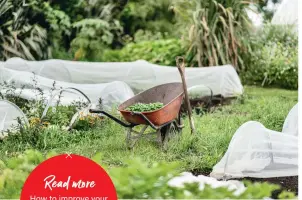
[0,0,50,60]
[0,0,298,87]
[99,39,189,66]
[172,0,252,70]
[241,25,298,89]
[2,0,296,89]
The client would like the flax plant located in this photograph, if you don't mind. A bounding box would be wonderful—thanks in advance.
[173,0,257,70]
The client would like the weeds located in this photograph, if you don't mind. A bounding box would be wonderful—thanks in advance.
[0,75,101,137]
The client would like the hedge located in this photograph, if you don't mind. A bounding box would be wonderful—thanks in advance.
[97,39,192,66]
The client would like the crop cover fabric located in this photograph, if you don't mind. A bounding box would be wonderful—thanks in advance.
[282,103,298,136]
[210,104,298,179]
[0,65,134,110]
[0,100,29,138]
[0,57,243,98]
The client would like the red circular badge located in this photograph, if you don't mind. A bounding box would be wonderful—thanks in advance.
[21,154,117,200]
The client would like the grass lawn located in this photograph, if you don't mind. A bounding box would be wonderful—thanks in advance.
[0,86,298,174]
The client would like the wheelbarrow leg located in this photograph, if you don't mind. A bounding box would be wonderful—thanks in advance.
[160,117,184,150]
[156,129,163,146]
[126,125,148,149]
[126,128,132,148]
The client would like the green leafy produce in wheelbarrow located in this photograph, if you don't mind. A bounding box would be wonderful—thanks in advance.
[126,102,164,112]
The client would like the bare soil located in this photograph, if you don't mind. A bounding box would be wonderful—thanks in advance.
[240,176,298,198]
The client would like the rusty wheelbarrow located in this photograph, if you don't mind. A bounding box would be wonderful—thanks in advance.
[89,82,184,148]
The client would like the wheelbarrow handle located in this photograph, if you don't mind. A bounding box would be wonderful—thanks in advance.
[89,109,134,128]
[176,56,196,134]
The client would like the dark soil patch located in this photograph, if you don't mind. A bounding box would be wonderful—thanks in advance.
[191,169,210,176]
[240,176,298,197]
[181,95,234,115]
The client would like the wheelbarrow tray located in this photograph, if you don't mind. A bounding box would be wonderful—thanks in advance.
[118,82,184,126]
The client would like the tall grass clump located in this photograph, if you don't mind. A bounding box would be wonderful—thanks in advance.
[173,0,255,69]
[0,0,50,60]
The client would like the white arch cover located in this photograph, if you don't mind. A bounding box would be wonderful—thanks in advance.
[0,100,29,138]
[210,120,298,179]
[271,0,298,27]
[282,103,298,136]
[0,57,243,97]
[0,66,134,109]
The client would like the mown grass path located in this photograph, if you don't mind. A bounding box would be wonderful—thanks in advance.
[0,86,297,173]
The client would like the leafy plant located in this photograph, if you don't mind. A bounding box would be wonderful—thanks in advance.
[241,24,298,89]
[71,18,123,60]
[48,0,84,22]
[0,150,52,198]
[72,112,102,131]
[256,24,298,46]
[1,0,126,61]
[42,106,77,126]
[111,158,296,199]
[1,77,93,132]
[0,0,51,61]
[133,29,169,43]
[99,39,190,66]
[51,0,127,50]
[243,41,298,89]
[0,81,28,110]
[120,0,176,38]
[0,150,296,199]
[126,102,164,112]
[37,2,71,49]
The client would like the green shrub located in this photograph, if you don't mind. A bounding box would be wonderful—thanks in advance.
[0,150,296,199]
[119,0,176,37]
[242,42,298,89]
[242,25,298,89]
[99,39,191,66]
[71,18,123,59]
[39,2,71,48]
[52,47,75,60]
[133,29,170,43]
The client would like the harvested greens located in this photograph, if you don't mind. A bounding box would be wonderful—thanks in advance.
[126,102,164,112]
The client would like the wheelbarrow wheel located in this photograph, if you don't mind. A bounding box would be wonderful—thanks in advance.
[161,120,182,144]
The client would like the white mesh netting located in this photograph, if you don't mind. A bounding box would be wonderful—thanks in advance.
[188,85,213,100]
[210,103,298,179]
[0,65,134,109]
[0,57,243,98]
[0,100,29,138]
[282,103,298,136]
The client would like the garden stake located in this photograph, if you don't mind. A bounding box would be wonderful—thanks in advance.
[176,57,195,134]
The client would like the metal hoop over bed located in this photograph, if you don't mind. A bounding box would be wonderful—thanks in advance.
[41,87,92,130]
